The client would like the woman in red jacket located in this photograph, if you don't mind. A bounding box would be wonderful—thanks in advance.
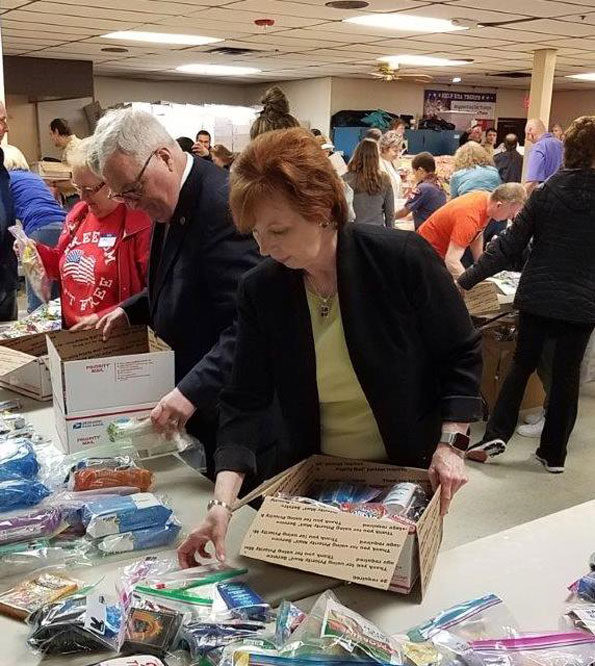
[34,138,152,329]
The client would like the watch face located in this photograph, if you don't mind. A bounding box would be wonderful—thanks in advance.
[452,433,470,451]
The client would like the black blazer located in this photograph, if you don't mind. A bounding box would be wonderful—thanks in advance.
[122,156,260,417]
[0,148,17,303]
[215,223,483,480]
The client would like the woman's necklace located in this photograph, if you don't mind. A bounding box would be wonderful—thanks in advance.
[305,274,336,318]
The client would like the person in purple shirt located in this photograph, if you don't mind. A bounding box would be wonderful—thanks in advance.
[395,152,447,230]
[524,118,564,195]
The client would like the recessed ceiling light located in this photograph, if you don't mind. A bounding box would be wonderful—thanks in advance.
[102,31,223,46]
[452,76,462,82]
[176,64,261,76]
[344,14,467,33]
[566,72,595,81]
[379,55,472,67]
[326,1,369,8]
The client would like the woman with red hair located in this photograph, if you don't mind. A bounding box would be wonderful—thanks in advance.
[178,128,482,566]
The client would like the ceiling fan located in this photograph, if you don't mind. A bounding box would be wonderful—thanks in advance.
[372,62,433,83]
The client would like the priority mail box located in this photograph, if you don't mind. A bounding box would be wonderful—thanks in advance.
[47,326,174,453]
[237,455,443,597]
[0,332,54,401]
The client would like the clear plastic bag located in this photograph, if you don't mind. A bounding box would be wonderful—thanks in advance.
[471,632,595,666]
[9,223,52,304]
[120,605,184,656]
[308,482,383,506]
[93,516,182,554]
[117,555,181,609]
[107,416,204,462]
[0,439,40,479]
[275,600,307,646]
[569,572,595,603]
[0,473,50,511]
[86,657,168,666]
[0,506,65,545]
[27,590,123,656]
[0,538,92,579]
[407,593,519,643]
[180,620,271,663]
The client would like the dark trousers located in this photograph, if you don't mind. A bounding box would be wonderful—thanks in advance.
[483,311,594,466]
[0,290,17,322]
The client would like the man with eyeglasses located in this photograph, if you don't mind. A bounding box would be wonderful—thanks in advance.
[0,101,18,321]
[91,108,265,481]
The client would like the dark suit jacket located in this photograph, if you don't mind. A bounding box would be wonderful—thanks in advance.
[0,148,17,303]
[215,223,483,480]
[494,150,523,184]
[122,156,260,423]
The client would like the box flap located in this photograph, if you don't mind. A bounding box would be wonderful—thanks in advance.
[49,326,149,361]
[415,487,443,597]
[0,346,36,376]
[233,458,313,510]
[241,496,410,590]
[464,281,501,316]
[0,331,48,357]
[46,334,66,413]
[147,329,171,353]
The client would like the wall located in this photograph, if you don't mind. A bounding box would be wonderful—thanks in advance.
[5,94,39,163]
[247,77,333,136]
[37,97,94,159]
[94,76,247,109]
[550,89,595,129]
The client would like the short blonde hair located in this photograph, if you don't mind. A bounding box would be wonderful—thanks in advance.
[3,144,29,171]
[68,137,95,173]
[490,182,526,205]
[454,142,494,170]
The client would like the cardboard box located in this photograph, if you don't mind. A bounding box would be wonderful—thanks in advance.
[47,326,175,453]
[464,281,501,317]
[0,333,53,400]
[481,330,545,412]
[237,455,442,597]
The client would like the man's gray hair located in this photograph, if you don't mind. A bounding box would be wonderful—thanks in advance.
[89,107,176,175]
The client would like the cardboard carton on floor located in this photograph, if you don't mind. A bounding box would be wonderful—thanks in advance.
[47,326,175,453]
[0,332,54,401]
[237,455,442,597]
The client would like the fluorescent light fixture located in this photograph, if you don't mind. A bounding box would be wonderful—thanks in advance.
[452,76,462,82]
[103,31,223,46]
[344,14,466,33]
[176,64,261,76]
[379,55,470,67]
[566,72,595,81]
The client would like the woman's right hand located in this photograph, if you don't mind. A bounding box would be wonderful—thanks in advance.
[96,306,129,341]
[177,506,231,568]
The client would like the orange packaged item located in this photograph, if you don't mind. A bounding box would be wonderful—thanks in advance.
[73,467,154,492]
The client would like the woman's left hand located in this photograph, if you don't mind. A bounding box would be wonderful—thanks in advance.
[70,313,100,331]
[428,443,468,516]
[151,387,196,431]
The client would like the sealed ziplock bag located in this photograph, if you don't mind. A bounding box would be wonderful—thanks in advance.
[471,632,595,666]
[117,555,180,609]
[180,620,272,662]
[286,590,403,664]
[0,473,50,511]
[9,223,52,303]
[86,657,168,666]
[93,516,182,554]
[0,439,39,479]
[131,583,214,621]
[0,538,92,579]
[276,601,307,646]
[235,657,395,666]
[0,506,65,544]
[27,591,123,655]
[407,594,519,643]
[120,605,184,657]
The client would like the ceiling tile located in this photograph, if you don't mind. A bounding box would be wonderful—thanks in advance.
[279,27,386,43]
[35,0,208,14]
[558,12,595,27]
[506,18,595,37]
[185,7,326,29]
[16,1,169,22]
[407,33,511,47]
[403,4,526,23]
[1,0,33,8]
[447,0,588,19]
[1,17,97,34]
[5,8,140,30]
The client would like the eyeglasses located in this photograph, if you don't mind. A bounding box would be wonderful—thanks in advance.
[108,151,156,202]
[73,181,105,196]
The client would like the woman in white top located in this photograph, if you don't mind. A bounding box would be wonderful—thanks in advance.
[379,130,403,205]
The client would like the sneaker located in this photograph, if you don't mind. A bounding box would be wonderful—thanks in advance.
[523,409,544,425]
[517,417,545,438]
[535,453,564,474]
[466,439,507,463]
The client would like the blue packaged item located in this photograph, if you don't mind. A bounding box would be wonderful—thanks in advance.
[82,493,173,538]
[181,621,268,660]
[310,482,382,506]
[95,518,181,554]
[0,439,39,479]
[0,473,49,511]
[217,582,270,622]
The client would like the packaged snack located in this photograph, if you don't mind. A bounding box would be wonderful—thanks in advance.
[0,439,39,479]
[27,591,123,655]
[0,571,80,620]
[81,493,173,538]
[94,517,181,554]
[566,606,595,635]
[0,506,64,545]
[471,632,595,666]
[380,483,428,521]
[407,593,519,643]
[9,223,51,303]
[275,601,307,646]
[73,467,154,492]
[216,582,271,622]
[309,482,382,506]
[0,473,50,511]
[570,572,595,603]
[181,620,269,662]
[120,606,183,656]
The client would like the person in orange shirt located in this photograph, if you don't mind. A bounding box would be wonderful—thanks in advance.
[417,184,526,279]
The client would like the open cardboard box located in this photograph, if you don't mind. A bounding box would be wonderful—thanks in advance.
[236,455,443,597]
[0,332,54,400]
[47,326,174,453]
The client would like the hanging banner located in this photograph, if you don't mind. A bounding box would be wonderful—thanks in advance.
[424,90,497,119]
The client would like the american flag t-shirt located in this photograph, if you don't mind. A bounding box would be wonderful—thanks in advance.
[62,249,96,285]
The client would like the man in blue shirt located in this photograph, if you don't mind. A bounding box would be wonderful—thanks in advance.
[524,118,564,195]
[395,152,447,230]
